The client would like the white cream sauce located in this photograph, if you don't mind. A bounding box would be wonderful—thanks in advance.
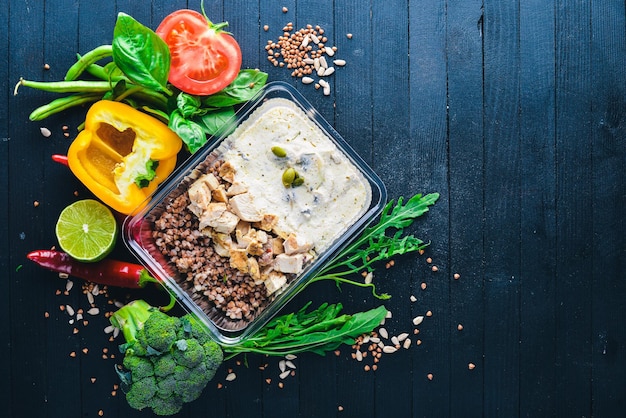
[219,98,371,253]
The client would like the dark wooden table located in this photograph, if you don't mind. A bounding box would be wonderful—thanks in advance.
[2,1,625,417]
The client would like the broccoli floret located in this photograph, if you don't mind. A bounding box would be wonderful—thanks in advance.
[202,340,224,372]
[125,376,157,411]
[152,353,176,377]
[111,300,225,416]
[149,395,183,416]
[141,310,180,353]
[156,374,178,399]
[123,355,154,380]
[180,314,211,344]
[172,339,204,368]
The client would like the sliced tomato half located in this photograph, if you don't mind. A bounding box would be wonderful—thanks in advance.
[156,9,242,96]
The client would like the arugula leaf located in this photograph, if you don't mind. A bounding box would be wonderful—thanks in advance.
[224,303,387,357]
[201,69,268,108]
[308,193,440,299]
[112,13,171,95]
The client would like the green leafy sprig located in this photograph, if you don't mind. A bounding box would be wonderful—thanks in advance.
[306,193,440,299]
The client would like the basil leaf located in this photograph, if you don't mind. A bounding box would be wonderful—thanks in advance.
[201,69,268,108]
[101,79,127,100]
[112,13,171,94]
[176,92,205,118]
[197,107,236,137]
[168,110,207,154]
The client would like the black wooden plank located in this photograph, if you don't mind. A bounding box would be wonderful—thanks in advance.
[554,1,594,415]
[0,0,11,413]
[518,1,558,416]
[7,0,57,416]
[368,1,414,417]
[407,1,451,416]
[446,1,486,416]
[482,0,522,416]
[590,2,626,415]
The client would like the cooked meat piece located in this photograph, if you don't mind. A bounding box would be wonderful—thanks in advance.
[229,192,263,222]
[273,253,305,274]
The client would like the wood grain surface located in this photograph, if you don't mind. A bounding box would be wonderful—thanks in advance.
[2,1,625,417]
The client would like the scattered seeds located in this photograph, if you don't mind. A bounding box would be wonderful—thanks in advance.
[427,373,433,381]
[301,76,314,84]
[333,59,346,66]
[346,33,353,39]
[279,370,291,379]
[410,295,417,302]
[413,316,424,326]
[378,327,388,339]
[33,201,40,208]
[403,338,412,349]
[263,24,269,31]
[468,363,476,370]
[382,346,397,354]
[40,127,51,137]
[225,372,237,381]
[282,6,288,13]
[44,63,51,70]
[426,310,433,317]
[87,307,100,316]
[457,324,464,331]
[454,273,461,280]
[65,305,74,316]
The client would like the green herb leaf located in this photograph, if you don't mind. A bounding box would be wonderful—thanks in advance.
[168,110,207,154]
[176,92,205,118]
[308,193,440,299]
[112,13,171,94]
[201,69,268,108]
[224,303,388,357]
[134,159,159,188]
[197,106,236,137]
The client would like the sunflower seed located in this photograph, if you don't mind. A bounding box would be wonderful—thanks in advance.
[313,57,320,70]
[379,327,389,339]
[87,307,100,316]
[370,337,380,343]
[279,360,286,372]
[303,58,315,65]
[355,350,363,361]
[66,305,75,316]
[413,315,424,326]
[319,56,328,68]
[323,86,331,96]
[317,66,326,77]
[397,332,409,342]
[403,338,412,349]
[333,59,346,66]
[302,76,314,84]
[323,67,335,76]
[325,47,335,56]
[318,79,329,88]
[226,372,237,381]
[104,325,115,334]
[40,127,52,137]
[279,370,291,379]
[383,346,397,354]
[87,292,94,305]
[310,33,320,44]
[391,336,400,346]
[65,280,74,292]
[301,35,310,48]
[285,360,296,369]
[285,354,297,360]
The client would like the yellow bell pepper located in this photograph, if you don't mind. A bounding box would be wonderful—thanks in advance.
[67,100,183,215]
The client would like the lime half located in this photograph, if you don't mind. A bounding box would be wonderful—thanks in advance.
[55,199,118,262]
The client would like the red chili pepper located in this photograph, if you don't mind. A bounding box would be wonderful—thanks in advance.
[26,249,158,289]
[51,154,69,166]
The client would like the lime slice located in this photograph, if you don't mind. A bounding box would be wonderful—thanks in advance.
[55,199,118,262]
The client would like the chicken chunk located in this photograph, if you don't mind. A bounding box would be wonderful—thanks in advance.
[198,202,227,230]
[229,193,263,222]
[273,253,305,274]
[265,271,288,295]
[283,234,313,255]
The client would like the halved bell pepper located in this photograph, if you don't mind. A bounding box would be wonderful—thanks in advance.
[67,100,183,215]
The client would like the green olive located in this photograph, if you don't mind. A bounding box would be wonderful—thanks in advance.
[282,167,296,187]
[271,146,287,158]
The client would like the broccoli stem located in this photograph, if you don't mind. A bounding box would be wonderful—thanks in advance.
[109,299,155,344]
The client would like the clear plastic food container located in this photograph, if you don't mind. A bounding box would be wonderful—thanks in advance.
[123,82,387,345]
